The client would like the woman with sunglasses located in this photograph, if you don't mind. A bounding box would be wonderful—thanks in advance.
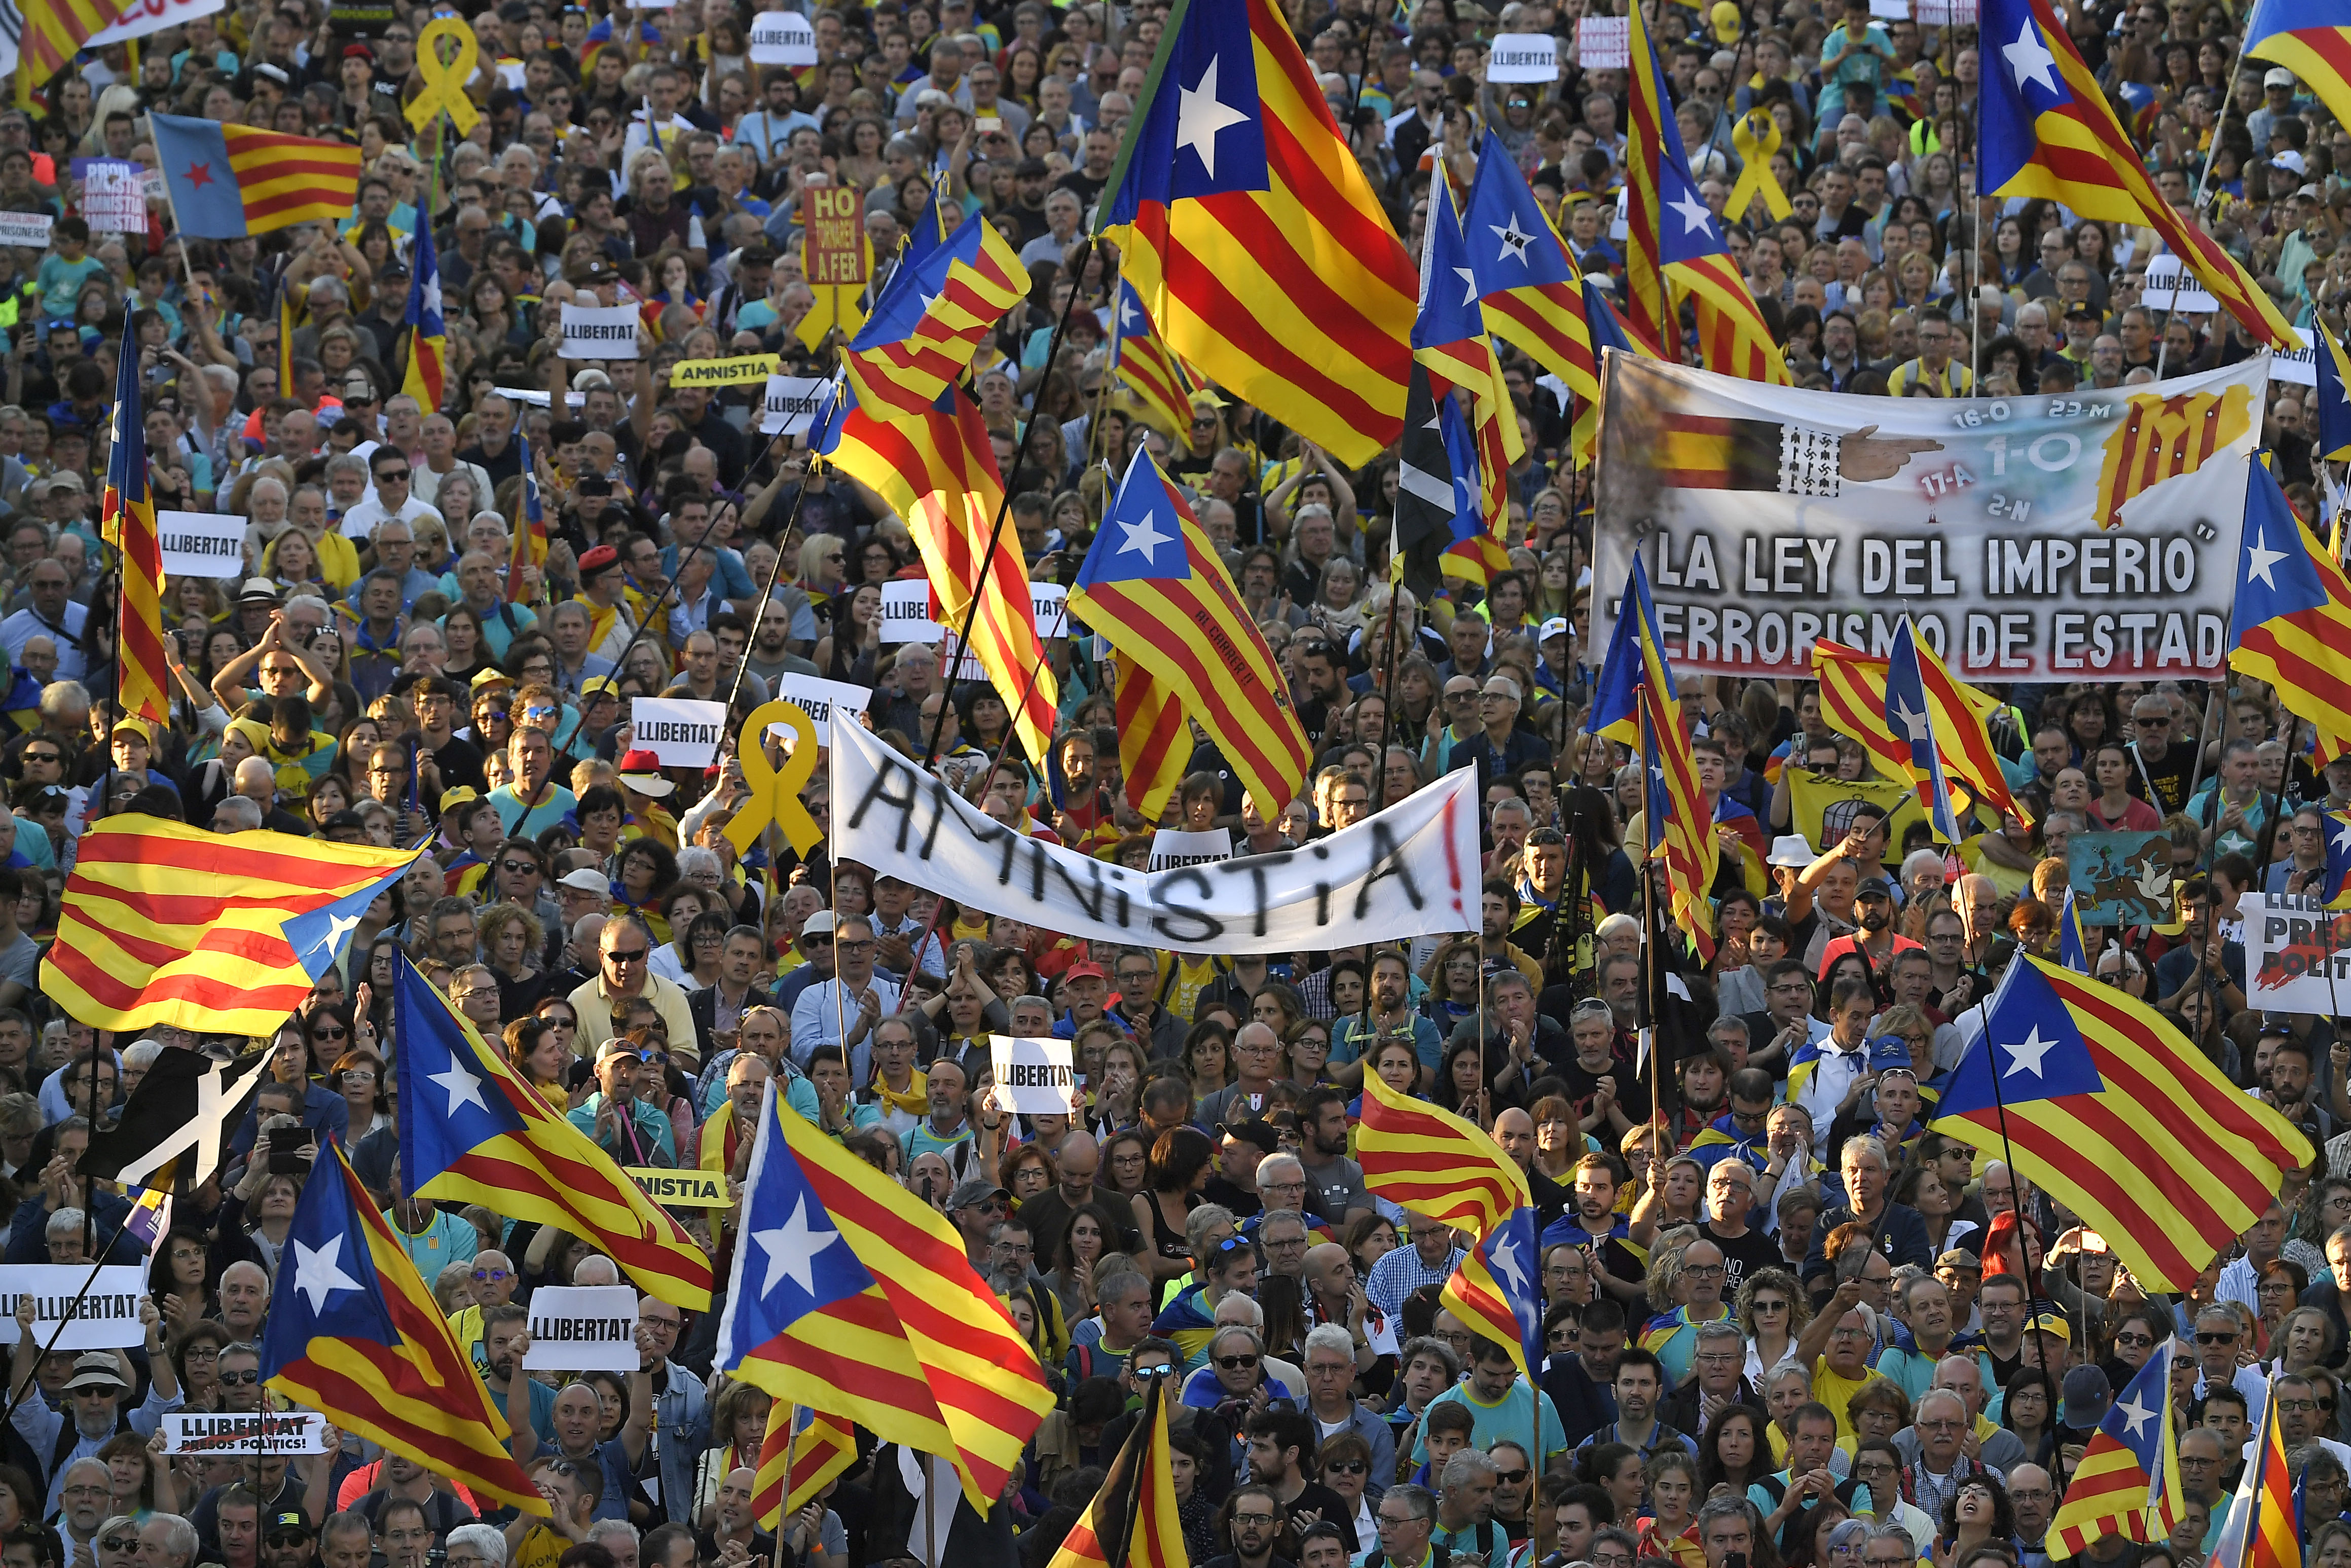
[332,1047,387,1148]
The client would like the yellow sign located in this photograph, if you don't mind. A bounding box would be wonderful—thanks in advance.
[627,1166,730,1207]
[724,701,825,857]
[406,16,483,134]
[670,354,781,387]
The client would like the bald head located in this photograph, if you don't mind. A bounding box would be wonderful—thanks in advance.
[234,755,277,803]
[572,1255,620,1287]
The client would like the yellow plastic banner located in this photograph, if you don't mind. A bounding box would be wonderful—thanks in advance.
[670,354,781,387]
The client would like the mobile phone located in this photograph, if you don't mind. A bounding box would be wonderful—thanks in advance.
[976,115,1002,133]
[2080,1230,2109,1254]
[267,1125,316,1174]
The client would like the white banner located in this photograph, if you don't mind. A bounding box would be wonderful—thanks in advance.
[1148,827,1233,872]
[162,1411,328,1454]
[560,303,643,360]
[988,1035,1077,1115]
[2243,894,2351,1013]
[749,11,818,63]
[2275,346,2319,388]
[630,698,728,769]
[1032,582,1068,639]
[0,1266,146,1348]
[1576,16,1629,66]
[1487,33,1557,80]
[759,374,830,435]
[830,718,1483,952]
[879,578,944,642]
[92,0,226,42]
[1591,354,2266,680]
[524,1285,641,1371]
[157,509,246,579]
[0,211,54,249]
[496,386,586,409]
[82,164,148,235]
[766,672,869,732]
[2141,253,2220,314]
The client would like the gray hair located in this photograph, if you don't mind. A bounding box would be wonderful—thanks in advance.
[324,453,369,484]
[1184,1202,1237,1258]
[1208,1324,1264,1360]
[1693,1319,1746,1348]
[584,1523,636,1553]
[1258,1152,1305,1188]
[1400,1335,1460,1382]
[145,1515,199,1565]
[447,1527,507,1568]
[1695,1498,1761,1537]
[121,1038,163,1073]
[1302,1323,1355,1363]
[677,847,723,882]
[1096,1270,1151,1307]
[46,1207,85,1240]
[211,797,263,832]
[1439,1450,1498,1492]
[1383,1483,1437,1523]
[284,593,332,623]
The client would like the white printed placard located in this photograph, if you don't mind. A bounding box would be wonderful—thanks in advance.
[1576,16,1628,67]
[1146,827,1233,872]
[0,211,54,249]
[523,1285,642,1371]
[2274,346,2319,387]
[759,374,829,435]
[879,578,945,642]
[629,698,728,769]
[1032,582,1068,638]
[1868,0,1907,18]
[1488,32,1558,81]
[496,386,587,409]
[0,1266,147,1349]
[163,1411,329,1454]
[81,164,148,235]
[749,11,818,63]
[988,1035,1077,1115]
[560,303,644,359]
[157,509,247,579]
[766,673,870,732]
[1915,0,1977,23]
[2140,253,2218,313]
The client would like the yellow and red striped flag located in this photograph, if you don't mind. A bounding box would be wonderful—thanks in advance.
[1812,638,2028,824]
[1440,1208,1544,1383]
[1412,174,1522,566]
[1464,131,1600,460]
[1046,1373,1189,1568]
[44,819,422,1034]
[842,196,1028,421]
[2049,1340,2182,1558]
[2248,5,2351,135]
[1107,281,1197,441]
[2093,384,2255,531]
[2229,459,2351,763]
[752,1403,857,1526]
[1357,1067,1529,1237]
[2207,1383,2301,1568]
[1097,0,1416,465]
[1109,648,1191,824]
[98,315,167,727]
[17,0,127,103]
[152,116,364,237]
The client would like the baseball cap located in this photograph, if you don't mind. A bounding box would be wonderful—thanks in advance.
[581,676,622,699]
[948,1178,1009,1210]
[1935,1247,1981,1272]
[1539,616,1569,641]
[801,910,838,937]
[2059,1365,2112,1429]
[1856,876,1894,900]
[1219,1118,1279,1153]
[2266,66,2296,88]
[471,668,517,691]
[266,1514,314,1543]
[1061,961,1108,984]
[111,716,153,744]
[2026,1309,2072,1342]
[617,747,676,798]
[557,868,609,895]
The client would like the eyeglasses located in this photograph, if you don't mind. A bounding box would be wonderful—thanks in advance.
[1216,1353,1261,1370]
[1494,1469,1530,1484]
[99,1538,140,1554]
[218,1369,261,1385]
[1231,1513,1277,1527]
[2114,1331,2154,1346]
[2196,1330,2236,1343]
[377,467,409,481]
[1325,1459,1368,1475]
[501,859,537,873]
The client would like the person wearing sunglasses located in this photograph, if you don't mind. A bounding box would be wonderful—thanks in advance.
[568,912,695,1055]
[569,1035,679,1167]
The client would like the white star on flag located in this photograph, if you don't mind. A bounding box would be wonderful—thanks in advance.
[1670,191,1713,235]
[2246,528,2288,589]
[1490,220,1533,264]
[292,1234,364,1313]
[2002,1026,2057,1078]
[2114,1393,2155,1441]
[752,1195,841,1299]
[1118,512,1170,562]
[1892,696,1931,744]
[2004,17,2059,94]
[431,1056,489,1116]
[1176,56,1249,179]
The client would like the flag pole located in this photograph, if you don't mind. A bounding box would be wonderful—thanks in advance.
[773,1400,800,1568]
[1105,1373,1163,1568]
[1974,956,2039,1302]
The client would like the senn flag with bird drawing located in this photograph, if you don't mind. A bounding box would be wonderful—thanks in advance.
[259,1141,546,1516]
[1465,130,1597,445]
[100,314,168,728]
[1044,1374,1189,1568]
[1929,955,2312,1290]
[1441,1208,1544,1382]
[841,195,1027,420]
[752,1404,857,1526]
[1356,1066,1530,1236]
[1097,0,1415,464]
[403,218,447,416]
[1412,174,1521,579]
[1885,618,1964,844]
[815,384,1058,760]
[2207,1382,2299,1568]
[1070,446,1311,816]
[44,820,421,1034]
[393,959,712,1309]
[714,1083,1054,1507]
[1979,0,2298,348]
[1813,638,2027,823]
[151,115,364,237]
[1107,281,1197,440]
[2228,459,2351,764]
[2048,1339,2183,1558]
[2247,3,2351,147]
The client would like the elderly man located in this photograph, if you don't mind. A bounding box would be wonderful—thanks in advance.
[569,914,694,1051]
[10,1306,182,1515]
[1300,1321,1395,1485]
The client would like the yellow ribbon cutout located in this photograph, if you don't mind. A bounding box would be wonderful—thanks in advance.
[1725,110,1791,223]
[406,16,483,135]
[725,701,825,857]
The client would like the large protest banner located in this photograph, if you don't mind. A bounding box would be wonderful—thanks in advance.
[2244,894,2351,1012]
[1590,355,2266,681]
[828,718,1480,951]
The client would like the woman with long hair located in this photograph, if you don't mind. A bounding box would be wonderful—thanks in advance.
[691,1381,772,1527]
[1132,1126,1214,1282]
[334,1047,387,1147]
[1045,1200,1124,1325]
[1697,1405,1773,1498]
[2000,1366,2060,1468]
[1737,1268,1811,1384]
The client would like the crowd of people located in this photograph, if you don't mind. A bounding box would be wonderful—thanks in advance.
[0,2,2344,1568]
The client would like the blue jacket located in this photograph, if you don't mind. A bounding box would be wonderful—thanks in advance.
[1798,1200,1932,1286]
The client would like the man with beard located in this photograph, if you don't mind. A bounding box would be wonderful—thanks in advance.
[1294,1087,1373,1227]
[1331,950,1444,1086]
[477,1304,557,1442]
[1814,877,1916,978]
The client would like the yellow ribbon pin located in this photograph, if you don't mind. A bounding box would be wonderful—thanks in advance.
[725,701,825,857]
[406,16,483,135]
[1725,110,1792,223]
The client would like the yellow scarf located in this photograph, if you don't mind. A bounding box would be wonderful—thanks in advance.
[873,1066,928,1119]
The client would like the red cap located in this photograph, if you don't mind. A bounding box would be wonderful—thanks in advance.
[578,543,620,574]
[1062,961,1108,984]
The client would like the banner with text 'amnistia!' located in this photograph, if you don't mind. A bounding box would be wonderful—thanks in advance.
[1590,353,2269,680]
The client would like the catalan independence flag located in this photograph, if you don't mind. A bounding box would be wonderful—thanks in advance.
[1108,281,1196,441]
[815,384,1059,762]
[43,819,420,1034]
[2058,889,2090,973]
[16,0,124,101]
[1588,550,1667,746]
[99,314,168,728]
[1884,617,1967,845]
[1413,175,1520,577]
[2048,1340,2182,1559]
[2208,1383,2299,1568]
[2319,811,2351,907]
[842,197,1027,421]
[1356,1066,1529,1237]
[2228,459,2351,764]
[1465,130,1599,459]
[507,430,545,602]
[1621,0,1681,356]
[402,216,447,414]
[752,1404,857,1527]
[2316,319,2351,463]
[259,1141,547,1516]
[152,114,363,238]
[1639,636,1719,962]
[1929,955,2312,1290]
[1110,649,1191,825]
[1097,0,1415,465]
[2248,3,2351,147]
[1981,0,2298,348]
[1439,1207,1544,1382]
[715,1084,1054,1507]
[1813,638,2027,824]
[1070,447,1312,816]
[1046,1373,1189,1568]
[393,959,712,1309]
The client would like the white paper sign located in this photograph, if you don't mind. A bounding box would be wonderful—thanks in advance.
[496,386,587,409]
[157,509,246,579]
[749,11,818,63]
[1488,32,1558,81]
[1576,16,1629,67]
[1147,827,1233,872]
[1868,0,1907,17]
[766,673,870,732]
[1032,583,1068,639]
[760,374,829,435]
[937,631,987,681]
[0,1266,148,1349]
[81,164,148,235]
[629,698,727,769]
[91,0,225,44]
[560,303,644,360]
[0,211,54,249]
[2140,253,2218,313]
[524,1285,642,1371]
[2275,346,2319,387]
[879,578,945,642]
[1915,0,1977,23]
[988,1035,1078,1115]
[163,1411,329,1455]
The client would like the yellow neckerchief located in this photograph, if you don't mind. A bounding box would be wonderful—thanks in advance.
[872,1066,928,1118]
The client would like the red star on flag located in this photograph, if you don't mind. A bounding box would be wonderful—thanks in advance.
[183,161,214,190]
